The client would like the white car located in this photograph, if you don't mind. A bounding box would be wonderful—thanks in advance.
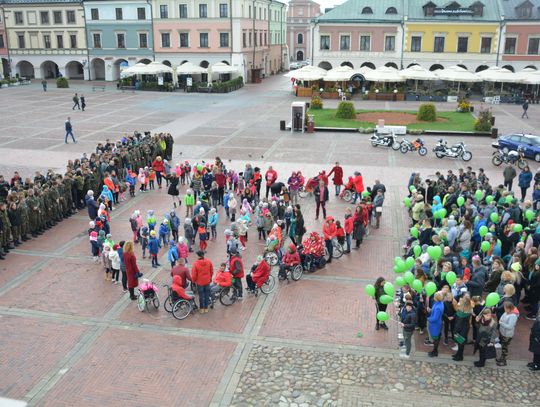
[289,62,301,70]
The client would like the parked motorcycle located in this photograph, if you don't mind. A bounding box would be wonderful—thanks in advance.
[433,139,472,161]
[370,131,401,150]
[400,138,427,156]
[492,146,528,169]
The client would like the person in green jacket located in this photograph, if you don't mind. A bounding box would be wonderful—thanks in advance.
[184,189,195,217]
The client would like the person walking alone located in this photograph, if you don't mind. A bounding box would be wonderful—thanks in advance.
[72,93,80,110]
[80,94,86,111]
[41,80,47,92]
[503,165,517,191]
[64,117,76,144]
[522,99,529,119]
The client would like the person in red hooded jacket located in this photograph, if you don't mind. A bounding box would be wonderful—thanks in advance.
[152,156,165,189]
[328,162,344,196]
[353,171,364,203]
[322,216,337,263]
[171,275,194,301]
[229,250,245,299]
[191,250,214,313]
[246,256,271,291]
[279,243,301,280]
[344,209,354,253]
[213,263,232,287]
[265,166,278,198]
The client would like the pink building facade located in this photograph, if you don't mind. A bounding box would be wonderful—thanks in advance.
[0,9,8,77]
[287,0,321,62]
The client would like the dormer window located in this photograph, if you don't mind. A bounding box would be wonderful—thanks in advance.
[385,7,398,14]
[361,7,373,14]
[515,0,534,18]
[423,1,437,17]
[471,1,485,17]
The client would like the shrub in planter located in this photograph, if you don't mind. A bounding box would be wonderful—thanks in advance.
[474,107,492,132]
[417,103,436,121]
[457,99,471,112]
[310,96,323,109]
[56,77,69,88]
[335,101,356,119]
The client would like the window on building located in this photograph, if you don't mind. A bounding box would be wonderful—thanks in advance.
[56,34,64,48]
[53,11,62,24]
[260,32,263,46]
[90,8,99,20]
[480,37,491,54]
[434,36,445,53]
[528,38,540,55]
[161,32,170,47]
[139,33,148,48]
[457,36,468,53]
[220,3,228,18]
[385,7,398,14]
[199,4,207,18]
[504,37,516,54]
[411,36,422,52]
[249,5,251,18]
[340,35,350,50]
[249,31,252,46]
[43,34,51,49]
[179,32,189,47]
[220,32,229,47]
[385,35,395,51]
[360,35,371,51]
[15,11,23,25]
[137,7,146,20]
[264,8,266,20]
[264,32,267,45]
[160,5,168,18]
[361,7,373,14]
[93,33,101,48]
[0,35,4,49]
[70,34,77,48]
[40,11,49,24]
[18,34,25,48]
[115,8,123,20]
[320,35,330,50]
[117,33,125,48]
[179,4,187,18]
[243,32,246,48]
[254,30,257,46]
[66,10,75,23]
[518,5,533,18]
[297,33,303,44]
[200,32,209,47]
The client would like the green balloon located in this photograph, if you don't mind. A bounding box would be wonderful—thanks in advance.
[197,164,203,172]
[485,292,500,307]
[395,277,406,287]
[438,208,447,219]
[362,191,370,197]
[475,190,484,201]
[405,256,415,269]
[490,212,499,223]
[457,196,465,207]
[395,259,406,273]
[411,279,423,292]
[404,271,415,285]
[377,311,389,322]
[485,195,494,204]
[413,245,422,258]
[526,210,535,222]
[479,225,488,237]
[364,284,376,297]
[441,272,447,282]
[409,185,416,192]
[446,271,457,285]
[505,195,513,204]
[410,227,419,238]
[425,281,437,297]
[404,197,411,208]
[481,241,490,252]
[513,224,523,233]
[427,246,442,261]
[393,265,400,273]
[384,282,395,296]
[394,256,402,265]
[379,294,393,305]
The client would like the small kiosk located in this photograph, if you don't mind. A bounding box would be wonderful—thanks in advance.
[291,101,306,133]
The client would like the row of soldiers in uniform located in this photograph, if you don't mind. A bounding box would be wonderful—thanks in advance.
[0,132,174,260]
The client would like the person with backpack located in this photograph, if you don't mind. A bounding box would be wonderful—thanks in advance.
[522,99,529,119]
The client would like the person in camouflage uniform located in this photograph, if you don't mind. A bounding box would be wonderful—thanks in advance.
[26,188,41,237]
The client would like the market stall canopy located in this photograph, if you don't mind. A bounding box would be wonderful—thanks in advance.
[435,65,481,82]
[364,66,405,82]
[209,62,238,74]
[141,61,174,75]
[323,65,354,82]
[476,66,519,83]
[399,65,437,80]
[284,65,327,81]
[120,63,148,76]
[176,62,208,75]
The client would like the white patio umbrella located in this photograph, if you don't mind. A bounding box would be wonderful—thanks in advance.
[120,63,148,76]
[141,61,173,75]
[435,65,480,91]
[354,66,375,76]
[283,65,327,81]
[399,65,438,91]
[323,65,354,82]
[176,62,207,75]
[364,66,405,82]
[476,66,519,91]
[209,62,238,74]
[519,69,540,85]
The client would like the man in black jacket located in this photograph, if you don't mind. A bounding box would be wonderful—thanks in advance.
[400,301,417,358]
[313,180,329,220]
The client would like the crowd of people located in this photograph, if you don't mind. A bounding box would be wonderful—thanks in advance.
[372,165,540,370]
[0,132,174,260]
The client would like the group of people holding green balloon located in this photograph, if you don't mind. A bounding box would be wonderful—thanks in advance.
[363,167,540,370]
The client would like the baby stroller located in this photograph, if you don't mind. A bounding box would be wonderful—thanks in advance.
[137,279,160,312]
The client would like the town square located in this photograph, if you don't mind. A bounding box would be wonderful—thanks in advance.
[1,1,540,407]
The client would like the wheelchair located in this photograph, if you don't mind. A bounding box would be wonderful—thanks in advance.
[278,262,304,282]
[324,239,344,261]
[163,284,197,320]
[137,283,160,312]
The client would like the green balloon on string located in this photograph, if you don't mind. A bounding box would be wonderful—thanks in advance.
[457,196,465,207]
[411,279,423,292]
[485,195,494,204]
[379,294,393,305]
[425,281,437,297]
[479,225,488,237]
[364,284,376,297]
[413,245,422,258]
[404,271,415,285]
[490,212,499,223]
[526,210,535,222]
[404,197,411,208]
[485,292,500,307]
[475,190,484,201]
[505,195,513,204]
[376,311,389,322]
[395,276,406,287]
[405,257,415,269]
[514,224,523,233]
[410,227,419,238]
[409,185,416,192]
[481,241,490,252]
[383,282,395,296]
[446,271,457,285]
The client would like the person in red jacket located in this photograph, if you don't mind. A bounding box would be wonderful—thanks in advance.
[152,156,165,189]
[247,256,271,291]
[214,169,227,205]
[171,258,191,288]
[344,209,354,253]
[229,250,245,299]
[191,250,214,313]
[353,171,364,203]
[171,275,194,301]
[328,162,344,196]
[213,263,232,287]
[279,243,301,281]
[123,241,140,300]
[322,216,337,263]
[265,166,278,198]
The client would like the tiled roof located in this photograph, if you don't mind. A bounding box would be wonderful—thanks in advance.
[316,0,404,22]
[407,0,501,21]
[0,0,80,4]
[499,0,540,20]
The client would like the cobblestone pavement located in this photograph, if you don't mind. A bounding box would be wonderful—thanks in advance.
[0,77,538,406]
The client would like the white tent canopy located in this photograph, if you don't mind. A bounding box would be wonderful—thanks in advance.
[284,65,327,81]
[435,65,481,82]
[209,62,238,74]
[130,61,173,75]
[399,65,437,80]
[516,68,540,84]
[176,62,207,75]
[476,66,519,83]
[323,65,354,82]
[354,66,375,76]
[120,63,148,76]
[364,66,405,82]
